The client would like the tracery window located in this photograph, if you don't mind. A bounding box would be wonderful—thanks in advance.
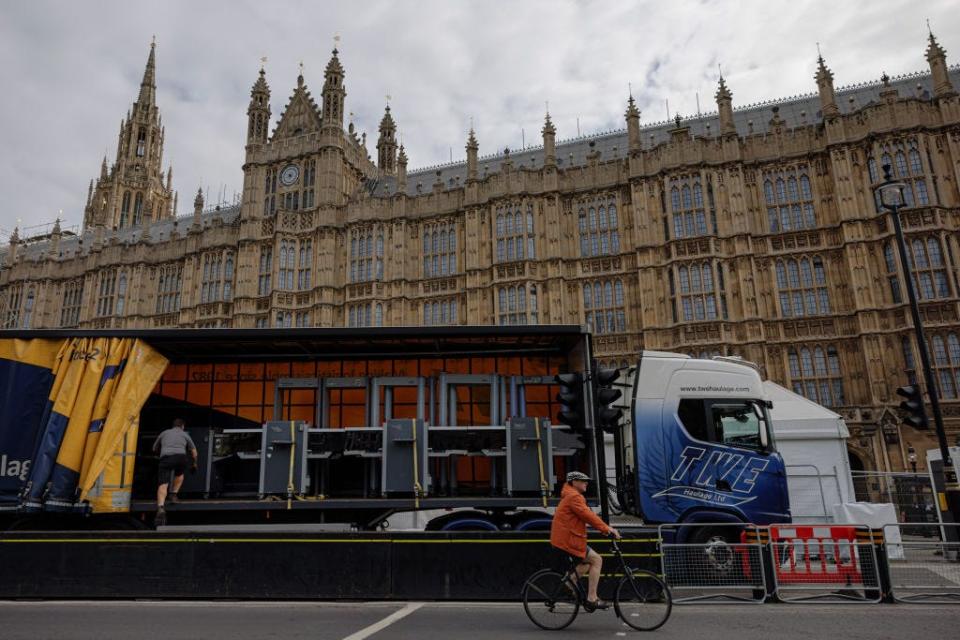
[302,160,316,209]
[885,238,952,302]
[669,177,710,239]
[423,222,457,278]
[582,279,625,334]
[298,240,312,290]
[133,193,144,226]
[61,280,85,327]
[263,168,277,216]
[670,263,729,322]
[200,251,233,303]
[763,167,816,232]
[278,240,295,290]
[350,229,383,283]
[156,265,182,314]
[869,139,931,210]
[577,195,620,257]
[787,345,845,407]
[120,191,131,229]
[775,256,830,317]
[495,202,536,262]
[423,299,459,326]
[347,303,383,327]
[258,247,273,296]
[498,283,539,325]
[96,270,118,317]
[21,289,35,328]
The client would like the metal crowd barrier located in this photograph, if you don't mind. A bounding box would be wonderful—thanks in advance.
[658,523,896,604]
[883,523,960,604]
[658,523,768,604]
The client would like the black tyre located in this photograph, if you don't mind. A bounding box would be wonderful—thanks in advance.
[521,569,579,630]
[614,570,672,631]
[690,526,743,579]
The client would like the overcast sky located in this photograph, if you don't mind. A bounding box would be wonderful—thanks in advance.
[1,0,957,239]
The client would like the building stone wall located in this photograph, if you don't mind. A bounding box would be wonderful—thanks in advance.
[2,38,960,475]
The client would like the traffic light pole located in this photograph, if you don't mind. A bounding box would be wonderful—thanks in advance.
[887,196,960,523]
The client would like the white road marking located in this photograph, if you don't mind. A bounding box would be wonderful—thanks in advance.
[341,602,425,640]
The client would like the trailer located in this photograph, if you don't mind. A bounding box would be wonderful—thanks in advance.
[0,328,790,538]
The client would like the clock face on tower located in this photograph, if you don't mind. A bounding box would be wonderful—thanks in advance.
[280,164,300,186]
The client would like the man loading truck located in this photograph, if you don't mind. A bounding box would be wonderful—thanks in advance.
[153,418,197,525]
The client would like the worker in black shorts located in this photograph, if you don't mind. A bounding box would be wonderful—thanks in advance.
[153,418,197,523]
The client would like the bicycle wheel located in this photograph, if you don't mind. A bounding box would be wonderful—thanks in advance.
[522,569,580,630]
[614,570,672,631]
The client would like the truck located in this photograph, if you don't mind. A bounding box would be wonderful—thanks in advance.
[0,327,790,539]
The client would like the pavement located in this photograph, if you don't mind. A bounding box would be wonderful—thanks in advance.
[1,601,959,640]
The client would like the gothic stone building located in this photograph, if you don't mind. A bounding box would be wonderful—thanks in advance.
[2,38,960,476]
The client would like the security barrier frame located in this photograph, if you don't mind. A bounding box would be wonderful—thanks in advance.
[768,524,883,604]
[658,523,769,604]
[883,522,960,604]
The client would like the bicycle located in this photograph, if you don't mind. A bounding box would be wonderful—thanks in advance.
[521,534,672,631]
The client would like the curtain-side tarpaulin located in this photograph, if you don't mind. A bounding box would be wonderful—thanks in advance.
[15,337,168,513]
[0,339,62,508]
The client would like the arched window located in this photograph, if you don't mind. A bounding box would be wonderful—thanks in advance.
[224,255,234,301]
[375,304,383,327]
[764,181,775,204]
[777,256,829,317]
[867,157,878,183]
[906,236,950,300]
[133,193,144,226]
[116,274,127,315]
[765,168,816,231]
[120,192,131,228]
[22,290,34,329]
[787,345,845,406]
[908,148,922,174]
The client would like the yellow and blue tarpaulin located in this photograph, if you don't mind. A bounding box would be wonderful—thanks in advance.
[0,337,167,513]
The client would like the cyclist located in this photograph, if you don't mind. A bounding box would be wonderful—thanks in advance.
[550,470,620,612]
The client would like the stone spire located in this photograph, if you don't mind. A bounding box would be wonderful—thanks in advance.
[715,73,736,137]
[625,93,641,151]
[815,51,840,118]
[191,187,204,231]
[7,226,19,263]
[321,47,346,129]
[397,145,408,193]
[541,109,557,167]
[376,104,398,176]
[247,66,272,145]
[466,126,479,181]
[926,29,956,98]
[138,39,157,107]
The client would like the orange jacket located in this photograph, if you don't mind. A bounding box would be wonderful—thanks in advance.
[550,483,612,558]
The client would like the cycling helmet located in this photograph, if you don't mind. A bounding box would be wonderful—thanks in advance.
[566,471,592,483]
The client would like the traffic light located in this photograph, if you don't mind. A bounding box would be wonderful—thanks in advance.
[594,367,624,433]
[896,385,929,430]
[554,373,585,430]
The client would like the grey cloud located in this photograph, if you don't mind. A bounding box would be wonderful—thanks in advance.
[0,0,958,238]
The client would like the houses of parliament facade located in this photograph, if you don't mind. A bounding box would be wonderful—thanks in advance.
[2,36,960,475]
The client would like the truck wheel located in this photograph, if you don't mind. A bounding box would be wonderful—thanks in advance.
[425,511,496,531]
[690,526,742,577]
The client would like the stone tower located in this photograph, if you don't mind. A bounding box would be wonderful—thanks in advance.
[376,105,398,176]
[247,66,271,147]
[83,40,174,230]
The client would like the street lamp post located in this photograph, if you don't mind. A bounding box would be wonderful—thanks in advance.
[876,164,960,524]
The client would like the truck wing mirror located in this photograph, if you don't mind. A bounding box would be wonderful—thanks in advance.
[759,421,769,451]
